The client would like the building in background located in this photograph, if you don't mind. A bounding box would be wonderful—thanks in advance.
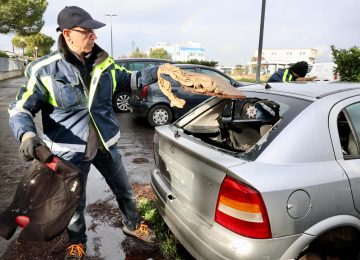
[216,66,235,74]
[149,41,206,62]
[247,48,318,75]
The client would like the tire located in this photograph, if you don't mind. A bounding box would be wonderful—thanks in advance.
[296,227,360,260]
[113,92,131,112]
[147,105,172,127]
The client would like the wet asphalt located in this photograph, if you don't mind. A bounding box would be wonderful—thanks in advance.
[0,76,163,259]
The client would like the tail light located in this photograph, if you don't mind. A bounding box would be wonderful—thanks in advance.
[140,85,149,98]
[215,176,271,239]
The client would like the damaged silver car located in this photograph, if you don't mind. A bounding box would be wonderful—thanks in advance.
[151,82,360,259]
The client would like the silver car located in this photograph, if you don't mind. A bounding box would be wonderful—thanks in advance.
[151,82,360,259]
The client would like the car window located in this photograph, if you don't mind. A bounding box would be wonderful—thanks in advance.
[338,102,360,157]
[183,68,196,73]
[199,69,231,84]
[117,62,126,68]
[183,92,311,159]
[129,62,157,71]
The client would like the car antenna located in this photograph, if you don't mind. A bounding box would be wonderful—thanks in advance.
[265,83,271,89]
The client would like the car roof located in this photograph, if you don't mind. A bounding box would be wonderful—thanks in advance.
[240,82,360,100]
[175,64,217,69]
[115,58,174,63]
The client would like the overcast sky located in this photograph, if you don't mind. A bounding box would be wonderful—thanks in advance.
[1,0,359,66]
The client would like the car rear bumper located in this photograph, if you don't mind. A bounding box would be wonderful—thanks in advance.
[129,99,152,117]
[151,167,302,260]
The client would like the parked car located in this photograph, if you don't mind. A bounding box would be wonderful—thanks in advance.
[112,58,174,112]
[130,64,243,126]
[151,82,360,259]
[306,62,339,81]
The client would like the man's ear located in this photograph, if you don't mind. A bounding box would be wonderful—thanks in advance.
[62,29,70,39]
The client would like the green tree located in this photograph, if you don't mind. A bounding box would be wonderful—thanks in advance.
[331,45,360,82]
[11,34,27,55]
[0,0,48,35]
[176,59,218,68]
[129,47,148,58]
[13,33,54,58]
[149,48,171,60]
[233,64,245,76]
[0,50,9,58]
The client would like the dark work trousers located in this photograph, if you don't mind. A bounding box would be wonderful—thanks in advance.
[67,146,139,244]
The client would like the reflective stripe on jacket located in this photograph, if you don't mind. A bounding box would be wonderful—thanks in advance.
[9,44,157,163]
[267,68,296,83]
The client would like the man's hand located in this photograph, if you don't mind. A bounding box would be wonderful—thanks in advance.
[296,76,318,81]
[19,132,47,161]
[305,76,318,81]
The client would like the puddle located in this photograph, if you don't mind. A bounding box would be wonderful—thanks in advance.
[85,166,162,259]
[132,158,150,164]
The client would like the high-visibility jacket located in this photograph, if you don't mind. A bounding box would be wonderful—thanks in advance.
[267,68,297,83]
[8,41,158,163]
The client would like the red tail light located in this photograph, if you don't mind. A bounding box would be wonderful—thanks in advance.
[140,85,149,98]
[215,176,271,239]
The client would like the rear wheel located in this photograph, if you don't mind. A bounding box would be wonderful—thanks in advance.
[296,227,360,260]
[113,92,131,112]
[147,105,172,127]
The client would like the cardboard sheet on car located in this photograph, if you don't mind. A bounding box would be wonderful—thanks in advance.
[157,63,246,108]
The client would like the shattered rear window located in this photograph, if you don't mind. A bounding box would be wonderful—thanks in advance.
[181,92,311,160]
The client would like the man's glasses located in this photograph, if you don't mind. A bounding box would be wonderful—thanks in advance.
[70,28,96,37]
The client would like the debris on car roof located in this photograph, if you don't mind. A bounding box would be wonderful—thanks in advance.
[157,64,246,108]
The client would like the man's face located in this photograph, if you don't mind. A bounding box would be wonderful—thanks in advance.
[63,27,97,54]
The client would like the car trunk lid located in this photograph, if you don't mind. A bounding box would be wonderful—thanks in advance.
[153,125,247,224]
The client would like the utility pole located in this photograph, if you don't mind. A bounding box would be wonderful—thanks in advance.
[105,14,117,57]
[256,0,266,84]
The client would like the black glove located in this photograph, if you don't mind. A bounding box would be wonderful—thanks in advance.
[19,135,47,161]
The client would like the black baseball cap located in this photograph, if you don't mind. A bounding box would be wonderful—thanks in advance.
[56,6,105,32]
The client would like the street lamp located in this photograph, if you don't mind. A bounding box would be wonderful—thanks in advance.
[105,14,117,57]
[256,0,266,84]
[34,46,38,59]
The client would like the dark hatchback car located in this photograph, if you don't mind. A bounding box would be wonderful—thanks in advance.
[112,58,175,112]
[130,64,242,127]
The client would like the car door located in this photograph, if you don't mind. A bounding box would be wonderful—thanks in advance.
[330,96,360,213]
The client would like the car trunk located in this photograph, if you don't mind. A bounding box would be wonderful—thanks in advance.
[153,94,284,223]
[154,89,315,226]
[153,125,247,225]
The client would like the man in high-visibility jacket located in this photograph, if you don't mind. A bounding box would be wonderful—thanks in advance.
[9,6,156,259]
[268,61,316,82]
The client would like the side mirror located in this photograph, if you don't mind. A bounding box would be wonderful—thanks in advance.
[232,81,243,88]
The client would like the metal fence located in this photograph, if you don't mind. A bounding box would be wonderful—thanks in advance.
[0,57,25,72]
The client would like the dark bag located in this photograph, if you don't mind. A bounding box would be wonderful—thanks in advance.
[0,146,82,241]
